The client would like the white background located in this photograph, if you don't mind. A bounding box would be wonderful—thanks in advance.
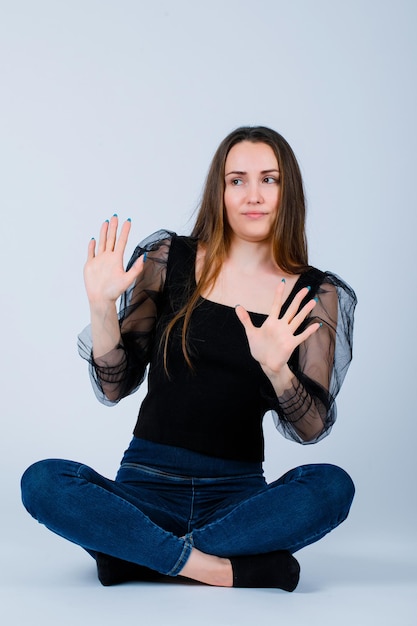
[1,1,416,624]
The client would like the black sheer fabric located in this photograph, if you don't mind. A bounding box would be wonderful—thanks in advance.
[78,230,174,404]
[78,230,357,455]
[267,272,356,443]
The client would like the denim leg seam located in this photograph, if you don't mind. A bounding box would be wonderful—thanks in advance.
[191,467,350,539]
[192,487,268,536]
[187,478,196,535]
[166,537,193,576]
[191,464,354,556]
[75,464,188,574]
[286,509,351,553]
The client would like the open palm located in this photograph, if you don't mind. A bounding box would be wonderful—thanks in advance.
[235,281,320,378]
[84,215,144,305]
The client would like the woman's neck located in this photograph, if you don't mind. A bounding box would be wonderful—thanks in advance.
[225,237,277,275]
[197,236,301,314]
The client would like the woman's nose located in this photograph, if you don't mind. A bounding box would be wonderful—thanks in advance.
[247,181,263,204]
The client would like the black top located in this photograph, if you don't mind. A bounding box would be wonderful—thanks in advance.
[78,230,357,462]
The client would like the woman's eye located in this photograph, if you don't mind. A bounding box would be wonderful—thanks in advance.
[263,176,278,184]
[231,178,243,186]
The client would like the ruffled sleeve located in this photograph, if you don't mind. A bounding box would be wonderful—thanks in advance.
[268,272,357,444]
[77,229,175,405]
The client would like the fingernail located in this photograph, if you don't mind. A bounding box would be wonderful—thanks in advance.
[319,322,323,327]
[235,304,241,309]
[127,217,131,222]
[281,278,286,283]
[143,252,147,263]
[91,237,95,240]
[306,285,311,291]
[314,297,319,302]
[113,213,118,217]
[105,219,109,223]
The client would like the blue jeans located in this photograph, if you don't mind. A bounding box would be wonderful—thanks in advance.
[21,437,354,576]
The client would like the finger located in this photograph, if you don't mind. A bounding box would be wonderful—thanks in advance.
[105,214,119,251]
[235,304,254,335]
[283,286,312,323]
[288,297,317,332]
[292,320,322,346]
[97,219,109,254]
[126,252,145,283]
[114,218,132,255]
[87,237,96,261]
[269,280,286,319]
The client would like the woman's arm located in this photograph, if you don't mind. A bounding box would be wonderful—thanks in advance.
[236,273,356,443]
[84,216,145,356]
[268,281,338,442]
[78,219,173,404]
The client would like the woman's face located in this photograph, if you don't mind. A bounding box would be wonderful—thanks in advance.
[223,141,280,244]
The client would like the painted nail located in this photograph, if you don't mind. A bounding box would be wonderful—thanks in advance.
[306,285,311,291]
[127,217,131,222]
[113,212,118,217]
[105,219,109,223]
[281,278,286,283]
[314,297,319,302]
[143,252,147,263]
[319,322,323,327]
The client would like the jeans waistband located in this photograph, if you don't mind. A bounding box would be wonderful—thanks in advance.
[120,437,263,479]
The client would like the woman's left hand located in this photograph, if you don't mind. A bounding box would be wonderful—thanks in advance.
[235,281,321,379]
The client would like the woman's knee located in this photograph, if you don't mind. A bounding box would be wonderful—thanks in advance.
[320,464,355,519]
[21,459,76,519]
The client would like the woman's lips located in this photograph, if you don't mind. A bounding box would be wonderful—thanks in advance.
[242,212,268,219]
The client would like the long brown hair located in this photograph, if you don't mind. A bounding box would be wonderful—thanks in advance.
[164,126,310,369]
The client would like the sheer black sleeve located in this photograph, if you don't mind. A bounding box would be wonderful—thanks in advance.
[77,230,175,405]
[268,272,357,444]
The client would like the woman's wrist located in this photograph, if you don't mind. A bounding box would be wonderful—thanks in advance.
[263,364,295,398]
[89,300,122,360]
[89,298,118,317]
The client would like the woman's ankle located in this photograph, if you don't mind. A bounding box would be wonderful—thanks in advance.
[179,548,233,587]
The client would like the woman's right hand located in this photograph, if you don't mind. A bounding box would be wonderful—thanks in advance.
[84,215,144,306]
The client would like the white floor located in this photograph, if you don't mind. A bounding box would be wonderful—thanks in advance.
[2,514,416,626]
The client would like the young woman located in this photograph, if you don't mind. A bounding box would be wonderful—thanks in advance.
[21,126,357,591]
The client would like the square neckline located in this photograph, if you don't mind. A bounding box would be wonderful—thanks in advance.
[189,239,307,317]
